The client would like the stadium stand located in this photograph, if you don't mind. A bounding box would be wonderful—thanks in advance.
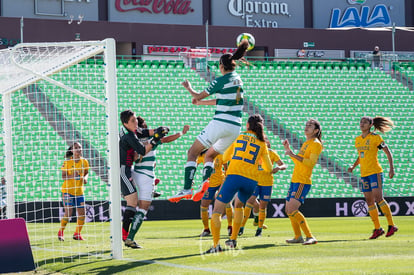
[1,59,413,202]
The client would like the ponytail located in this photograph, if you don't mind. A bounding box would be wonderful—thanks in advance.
[309,119,322,143]
[219,40,249,71]
[247,114,265,142]
[365,116,394,133]
[65,145,74,159]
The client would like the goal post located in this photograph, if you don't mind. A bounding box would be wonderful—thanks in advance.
[0,38,122,262]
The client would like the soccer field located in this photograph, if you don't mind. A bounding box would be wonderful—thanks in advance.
[28,216,414,274]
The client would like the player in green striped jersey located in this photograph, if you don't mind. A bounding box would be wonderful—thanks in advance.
[169,40,249,203]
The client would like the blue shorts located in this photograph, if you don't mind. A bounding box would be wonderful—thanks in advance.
[62,193,85,208]
[216,174,257,204]
[252,185,272,202]
[286,182,311,204]
[202,185,221,201]
[360,173,383,192]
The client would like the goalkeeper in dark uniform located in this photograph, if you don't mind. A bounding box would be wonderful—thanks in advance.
[119,109,169,248]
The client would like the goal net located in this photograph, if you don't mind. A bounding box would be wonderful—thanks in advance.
[0,39,122,265]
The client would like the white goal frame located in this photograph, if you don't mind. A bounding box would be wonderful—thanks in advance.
[0,39,122,259]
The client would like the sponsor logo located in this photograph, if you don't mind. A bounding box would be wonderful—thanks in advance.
[115,0,194,15]
[352,199,368,217]
[330,4,391,28]
[227,0,290,28]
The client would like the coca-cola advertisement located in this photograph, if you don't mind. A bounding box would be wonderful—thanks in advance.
[110,0,203,25]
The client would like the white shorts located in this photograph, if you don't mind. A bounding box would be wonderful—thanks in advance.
[131,171,155,202]
[197,119,241,154]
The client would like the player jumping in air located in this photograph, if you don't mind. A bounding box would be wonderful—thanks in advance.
[168,40,249,203]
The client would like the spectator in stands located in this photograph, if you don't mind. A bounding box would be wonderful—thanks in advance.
[126,116,189,247]
[372,46,381,68]
[58,142,89,241]
[283,119,323,245]
[348,116,397,239]
[204,114,273,253]
[119,109,169,249]
[0,177,6,219]
[168,40,249,203]
[238,137,287,237]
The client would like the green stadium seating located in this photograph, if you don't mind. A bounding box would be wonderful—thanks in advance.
[1,59,413,202]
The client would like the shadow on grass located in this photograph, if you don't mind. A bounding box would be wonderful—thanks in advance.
[36,250,113,273]
[37,248,203,275]
[317,239,369,243]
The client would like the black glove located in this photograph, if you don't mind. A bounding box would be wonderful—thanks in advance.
[150,127,169,148]
[153,126,170,140]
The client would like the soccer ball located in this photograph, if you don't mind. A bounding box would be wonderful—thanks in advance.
[236,33,255,51]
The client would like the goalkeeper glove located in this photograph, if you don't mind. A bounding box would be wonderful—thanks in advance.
[150,127,169,148]
[154,126,170,139]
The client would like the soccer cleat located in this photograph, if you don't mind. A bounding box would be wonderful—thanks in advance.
[369,228,385,239]
[58,230,64,241]
[286,236,304,244]
[303,237,318,245]
[168,189,193,203]
[199,229,211,237]
[227,226,233,236]
[204,245,223,254]
[225,239,237,248]
[386,225,398,237]
[238,227,244,236]
[192,179,210,202]
[152,191,161,198]
[124,239,142,249]
[255,228,262,237]
[73,233,84,241]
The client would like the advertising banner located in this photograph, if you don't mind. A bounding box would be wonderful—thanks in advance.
[2,0,98,21]
[313,0,406,29]
[15,197,414,222]
[109,0,203,25]
[211,0,305,28]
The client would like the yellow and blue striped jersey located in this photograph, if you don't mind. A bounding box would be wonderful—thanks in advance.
[61,157,89,196]
[290,138,322,185]
[196,154,225,187]
[224,130,272,180]
[258,149,281,186]
[355,132,384,177]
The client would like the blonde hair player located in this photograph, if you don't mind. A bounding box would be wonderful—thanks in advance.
[348,116,397,239]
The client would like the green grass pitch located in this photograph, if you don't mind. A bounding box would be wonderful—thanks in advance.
[27,216,414,274]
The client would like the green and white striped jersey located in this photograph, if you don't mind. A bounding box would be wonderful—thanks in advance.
[205,71,244,127]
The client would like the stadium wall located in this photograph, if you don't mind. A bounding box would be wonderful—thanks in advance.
[16,197,414,223]
[1,16,414,57]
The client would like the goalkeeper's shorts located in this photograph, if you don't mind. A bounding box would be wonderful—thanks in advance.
[120,165,137,196]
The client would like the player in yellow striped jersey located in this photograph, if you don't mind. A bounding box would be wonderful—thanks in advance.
[58,142,89,241]
[198,153,234,237]
[204,114,272,253]
[239,137,287,237]
[348,116,397,239]
[283,119,323,245]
